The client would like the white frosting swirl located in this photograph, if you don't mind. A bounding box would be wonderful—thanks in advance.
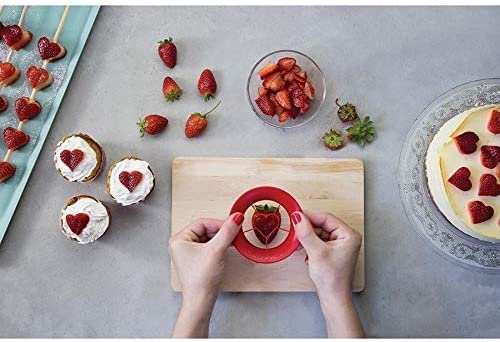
[61,197,109,244]
[54,135,99,182]
[109,158,154,206]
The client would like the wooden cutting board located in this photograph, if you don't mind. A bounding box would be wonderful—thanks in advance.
[171,157,364,292]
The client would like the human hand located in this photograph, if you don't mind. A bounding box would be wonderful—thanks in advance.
[170,213,244,338]
[169,212,244,300]
[291,211,362,299]
[291,211,364,337]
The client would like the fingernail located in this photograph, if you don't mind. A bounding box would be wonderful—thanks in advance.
[291,212,301,225]
[232,213,244,225]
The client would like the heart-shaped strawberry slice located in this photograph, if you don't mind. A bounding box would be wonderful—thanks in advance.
[1,25,22,46]
[0,161,15,183]
[0,96,8,112]
[3,127,29,151]
[467,200,494,224]
[252,204,281,245]
[0,62,16,82]
[454,131,479,154]
[480,145,500,169]
[38,37,65,61]
[447,167,472,191]
[478,174,500,197]
[15,97,42,121]
[487,110,500,135]
[26,65,52,89]
[60,149,84,171]
[66,213,90,235]
[119,171,143,192]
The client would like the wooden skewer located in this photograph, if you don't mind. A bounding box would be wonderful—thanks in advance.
[0,6,4,15]
[53,6,70,43]
[17,5,28,28]
[4,6,70,165]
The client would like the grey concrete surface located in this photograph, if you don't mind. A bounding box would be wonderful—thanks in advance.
[1,6,500,338]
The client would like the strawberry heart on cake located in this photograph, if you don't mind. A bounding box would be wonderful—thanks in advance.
[38,37,66,62]
[467,200,494,224]
[26,65,53,90]
[3,127,29,151]
[119,171,143,192]
[487,110,500,135]
[480,145,500,169]
[478,174,500,197]
[0,96,8,112]
[0,161,15,183]
[453,131,479,154]
[60,149,84,171]
[66,213,90,235]
[252,204,281,245]
[15,97,42,121]
[447,167,472,191]
[1,25,22,45]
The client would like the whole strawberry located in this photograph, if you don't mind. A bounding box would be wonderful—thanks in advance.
[137,114,168,137]
[163,76,182,102]
[185,101,221,138]
[158,37,177,68]
[198,69,217,101]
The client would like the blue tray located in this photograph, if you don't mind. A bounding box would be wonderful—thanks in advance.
[0,6,100,243]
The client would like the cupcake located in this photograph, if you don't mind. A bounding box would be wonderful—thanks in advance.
[54,133,105,182]
[106,157,155,206]
[60,195,110,244]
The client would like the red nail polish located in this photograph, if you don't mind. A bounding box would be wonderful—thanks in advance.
[233,213,244,225]
[291,212,301,224]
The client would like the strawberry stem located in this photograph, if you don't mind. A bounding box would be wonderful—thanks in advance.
[202,100,221,117]
[335,98,341,108]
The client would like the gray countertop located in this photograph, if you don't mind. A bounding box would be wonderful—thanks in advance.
[1,6,500,338]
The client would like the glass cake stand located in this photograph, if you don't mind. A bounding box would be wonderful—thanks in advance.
[399,78,500,272]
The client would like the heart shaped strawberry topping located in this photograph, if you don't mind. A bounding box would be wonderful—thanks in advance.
[26,65,50,89]
[478,174,500,197]
[1,25,22,46]
[3,127,29,151]
[480,145,500,169]
[467,200,494,224]
[66,213,90,235]
[38,37,62,60]
[487,110,500,135]
[447,167,472,191]
[119,171,143,192]
[0,161,16,183]
[252,204,281,245]
[0,96,8,112]
[15,97,41,121]
[454,131,479,154]
[0,62,16,82]
[60,149,84,171]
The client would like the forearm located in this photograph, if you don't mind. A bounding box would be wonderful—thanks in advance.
[172,291,217,338]
[318,289,365,338]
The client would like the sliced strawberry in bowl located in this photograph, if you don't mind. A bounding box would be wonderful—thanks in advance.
[255,95,276,116]
[275,90,292,110]
[258,62,279,79]
[277,57,296,71]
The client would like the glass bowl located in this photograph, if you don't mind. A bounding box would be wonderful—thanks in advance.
[399,78,500,272]
[247,50,326,128]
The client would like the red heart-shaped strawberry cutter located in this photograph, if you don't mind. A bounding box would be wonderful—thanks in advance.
[230,186,302,264]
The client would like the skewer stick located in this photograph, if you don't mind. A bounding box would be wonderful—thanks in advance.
[53,6,70,43]
[17,5,28,27]
[4,6,71,164]
[0,6,4,15]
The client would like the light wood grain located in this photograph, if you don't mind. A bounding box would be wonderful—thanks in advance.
[171,157,364,292]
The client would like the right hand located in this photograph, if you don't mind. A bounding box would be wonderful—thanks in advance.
[291,211,362,297]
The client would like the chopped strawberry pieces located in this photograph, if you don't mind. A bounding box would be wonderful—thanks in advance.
[487,110,500,135]
[254,56,316,123]
[467,200,494,224]
[453,131,479,154]
[447,167,472,191]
